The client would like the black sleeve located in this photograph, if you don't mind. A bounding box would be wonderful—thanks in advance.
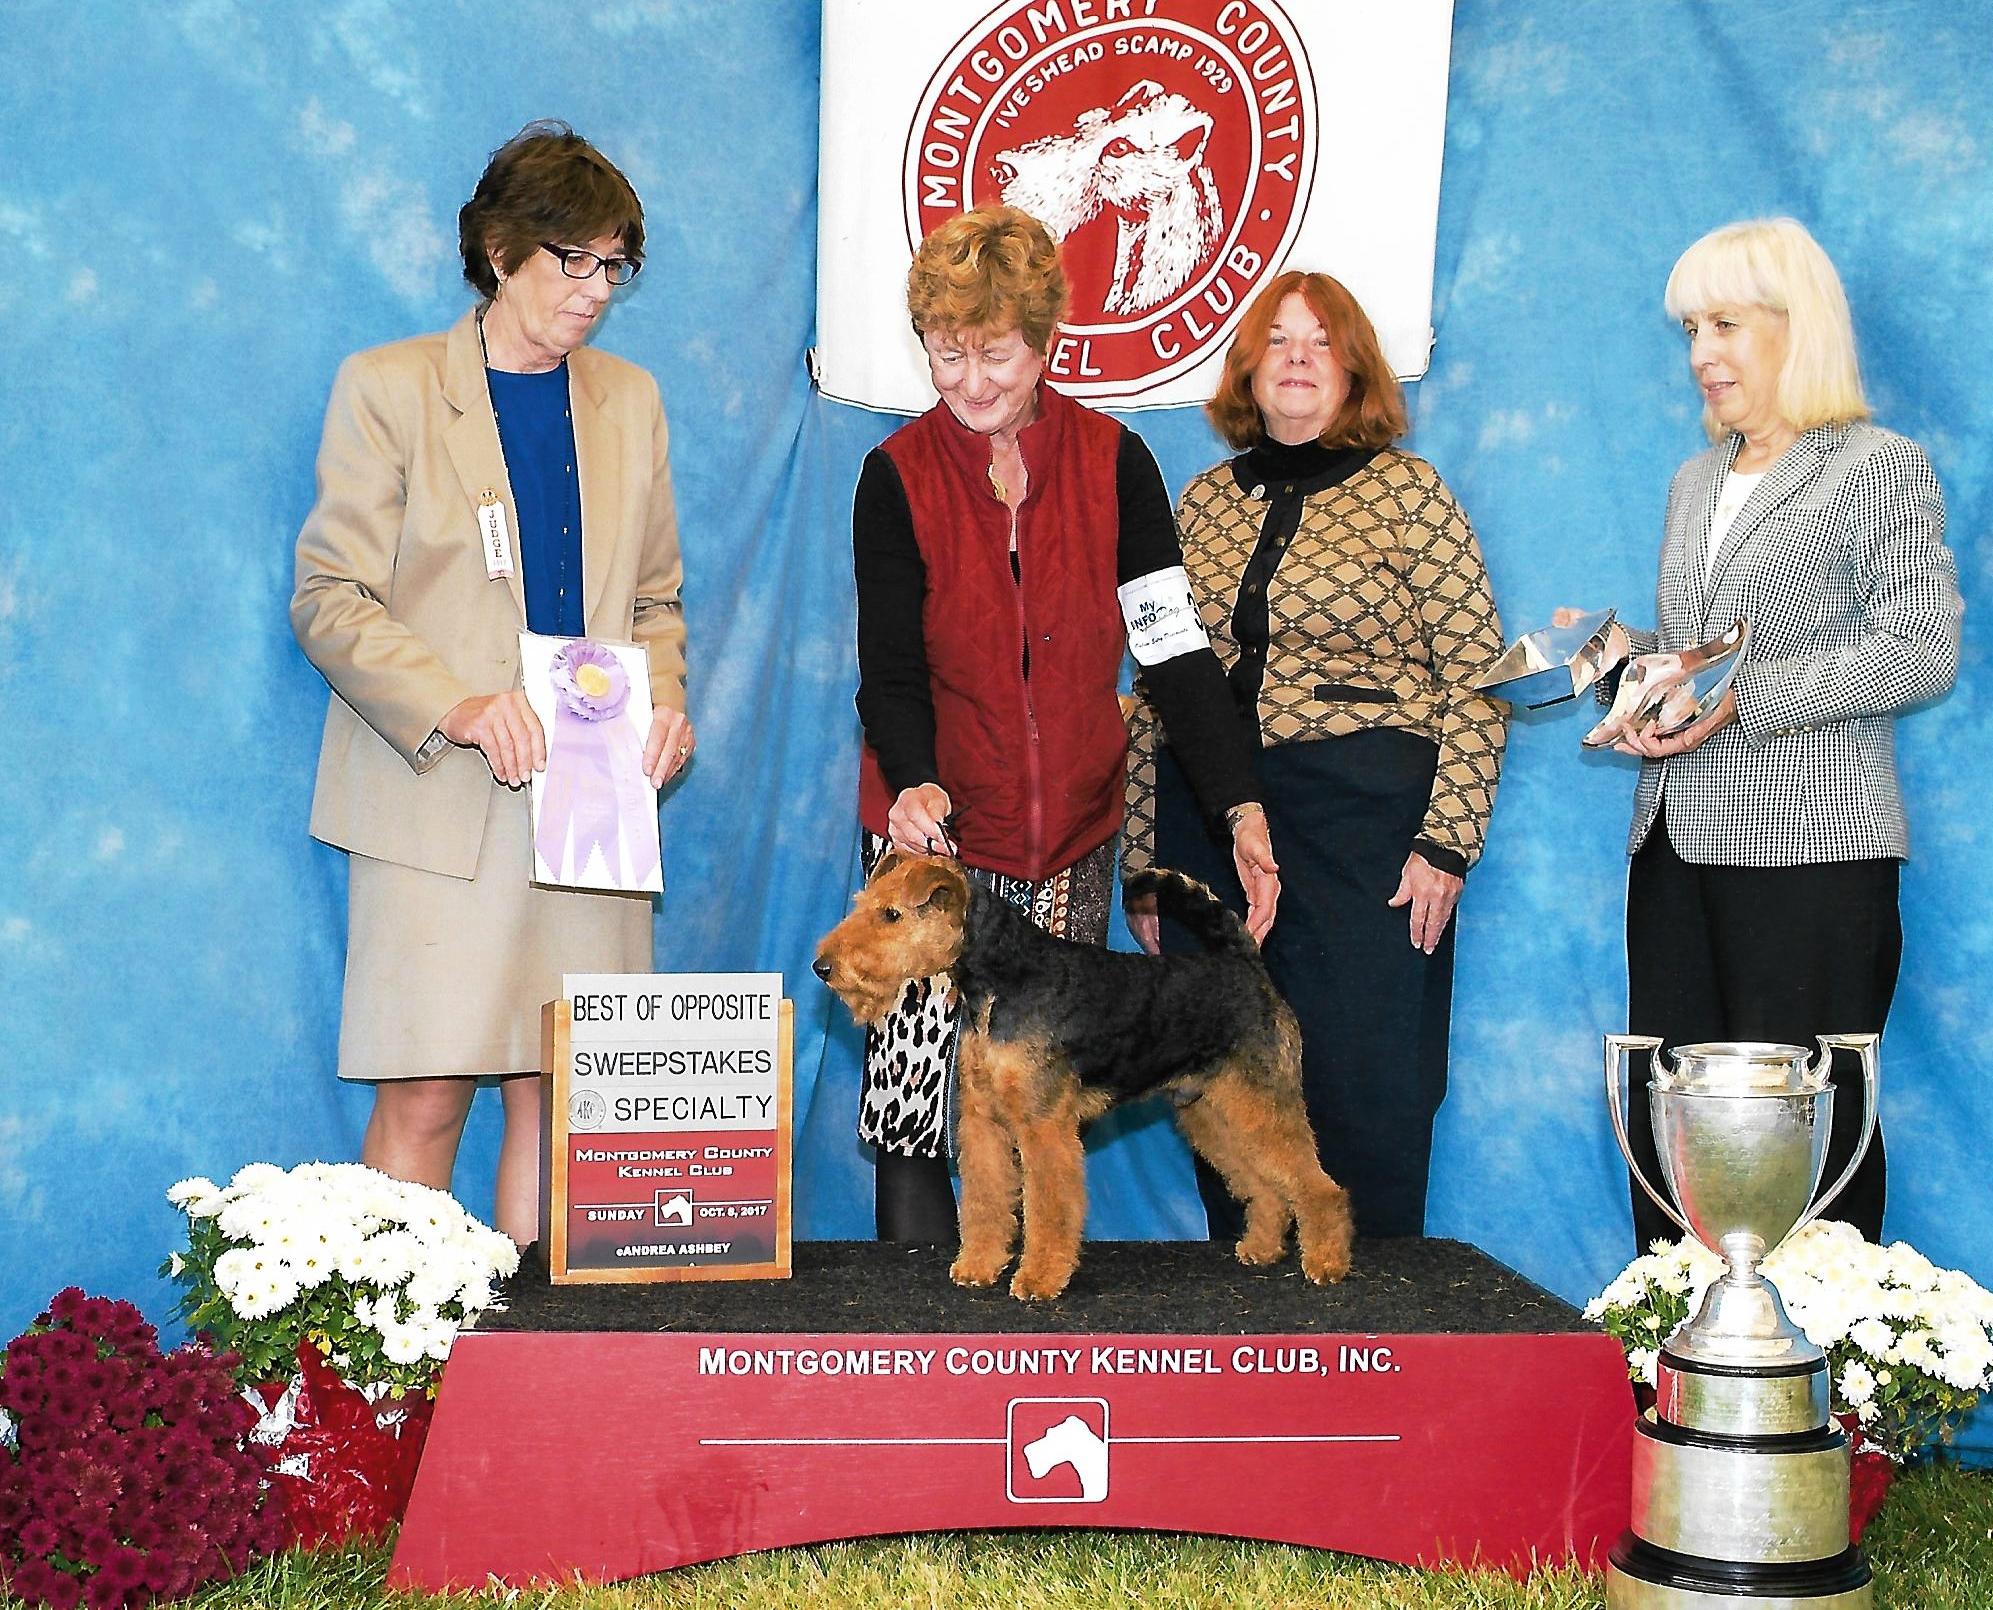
[1116,430,1259,821]
[853,449,940,793]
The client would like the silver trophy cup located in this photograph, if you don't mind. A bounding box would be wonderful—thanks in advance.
[1603,1034,1881,1610]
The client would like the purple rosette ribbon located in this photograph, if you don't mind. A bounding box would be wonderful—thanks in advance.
[535,640,659,887]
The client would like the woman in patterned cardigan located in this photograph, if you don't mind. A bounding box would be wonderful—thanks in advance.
[1125,271,1509,1239]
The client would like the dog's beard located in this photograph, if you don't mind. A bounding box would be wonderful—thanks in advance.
[825,974,909,1028]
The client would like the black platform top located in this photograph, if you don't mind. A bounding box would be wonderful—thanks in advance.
[478,1239,1588,1336]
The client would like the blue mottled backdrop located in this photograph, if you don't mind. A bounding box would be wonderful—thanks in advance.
[2,2,1987,1449]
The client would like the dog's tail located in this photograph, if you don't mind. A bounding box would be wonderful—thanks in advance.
[1124,868,1261,962]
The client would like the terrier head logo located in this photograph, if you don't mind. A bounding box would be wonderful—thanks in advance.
[906,0,1316,399]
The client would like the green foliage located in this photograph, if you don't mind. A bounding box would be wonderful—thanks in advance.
[3,1476,1990,1610]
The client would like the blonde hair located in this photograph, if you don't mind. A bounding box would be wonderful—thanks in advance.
[906,206,1069,356]
[1664,217,1869,438]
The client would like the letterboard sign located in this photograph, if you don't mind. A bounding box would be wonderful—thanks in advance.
[540,973,791,1284]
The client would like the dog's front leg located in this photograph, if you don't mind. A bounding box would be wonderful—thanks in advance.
[950,1109,1020,1288]
[1010,1117,1086,1301]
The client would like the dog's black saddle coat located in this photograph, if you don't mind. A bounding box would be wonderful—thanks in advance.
[952,870,1283,1102]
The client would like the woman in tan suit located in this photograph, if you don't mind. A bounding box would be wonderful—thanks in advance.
[291,122,692,1244]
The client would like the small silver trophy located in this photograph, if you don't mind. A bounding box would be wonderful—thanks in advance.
[1604,1035,1880,1609]
[1584,620,1751,745]
[1475,608,1623,707]
[1477,612,1751,744]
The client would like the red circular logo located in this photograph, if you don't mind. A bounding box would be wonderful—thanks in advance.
[905,0,1316,399]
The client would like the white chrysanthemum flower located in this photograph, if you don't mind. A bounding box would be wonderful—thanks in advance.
[1839,1361,1876,1405]
[407,1263,460,1309]
[380,1324,428,1366]
[1850,1318,1896,1358]
[230,1162,287,1192]
[213,1247,260,1303]
[364,1230,422,1283]
[167,1176,221,1207]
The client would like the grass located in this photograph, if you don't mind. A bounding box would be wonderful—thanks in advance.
[8,1464,1990,1609]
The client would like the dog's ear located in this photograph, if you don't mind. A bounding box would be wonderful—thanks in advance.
[909,860,968,915]
[871,848,904,882]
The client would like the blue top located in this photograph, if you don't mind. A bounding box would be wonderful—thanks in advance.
[487,364,585,637]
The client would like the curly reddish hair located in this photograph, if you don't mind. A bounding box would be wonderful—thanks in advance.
[1207,271,1407,450]
[906,205,1069,356]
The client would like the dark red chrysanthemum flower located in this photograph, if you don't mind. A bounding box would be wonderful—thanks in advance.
[41,1566,85,1610]
[96,1543,147,1591]
[82,1572,127,1610]
[16,1514,59,1554]
[72,1462,122,1511]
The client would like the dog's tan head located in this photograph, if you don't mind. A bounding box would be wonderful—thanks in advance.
[813,852,972,1025]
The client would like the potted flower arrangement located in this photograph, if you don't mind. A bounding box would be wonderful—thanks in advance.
[164,1162,519,1545]
[0,1289,283,1608]
[1588,1220,1993,1535]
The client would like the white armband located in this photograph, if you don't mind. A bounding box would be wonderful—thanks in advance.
[1117,566,1209,666]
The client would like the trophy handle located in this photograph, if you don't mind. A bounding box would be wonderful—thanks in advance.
[1797,1032,1882,1232]
[1605,1034,1691,1237]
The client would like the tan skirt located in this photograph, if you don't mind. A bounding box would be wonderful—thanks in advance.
[338,786,654,1081]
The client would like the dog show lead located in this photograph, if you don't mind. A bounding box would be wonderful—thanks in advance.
[851,206,1273,1244]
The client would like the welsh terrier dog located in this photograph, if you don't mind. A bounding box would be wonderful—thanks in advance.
[814,853,1353,1301]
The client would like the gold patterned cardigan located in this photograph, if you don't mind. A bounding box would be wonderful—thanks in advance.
[1125,447,1509,876]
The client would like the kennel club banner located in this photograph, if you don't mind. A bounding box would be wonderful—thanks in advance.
[815,0,1455,411]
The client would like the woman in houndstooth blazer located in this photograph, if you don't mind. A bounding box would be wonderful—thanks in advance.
[1583,218,1962,1256]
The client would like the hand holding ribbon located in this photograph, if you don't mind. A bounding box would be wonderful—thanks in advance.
[535,640,659,887]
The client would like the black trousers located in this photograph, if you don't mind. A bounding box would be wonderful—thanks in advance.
[1624,807,1899,1255]
[1158,729,1454,1239]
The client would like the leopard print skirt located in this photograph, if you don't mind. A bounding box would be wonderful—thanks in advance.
[857,834,1115,1158]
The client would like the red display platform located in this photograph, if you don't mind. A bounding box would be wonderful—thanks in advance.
[389,1242,1632,1589]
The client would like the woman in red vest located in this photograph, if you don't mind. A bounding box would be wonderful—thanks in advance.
[852,206,1274,1241]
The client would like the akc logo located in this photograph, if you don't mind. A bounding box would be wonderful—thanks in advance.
[904,0,1317,398]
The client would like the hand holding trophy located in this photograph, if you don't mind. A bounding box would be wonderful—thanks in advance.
[1475,608,1750,757]
[1581,620,1750,754]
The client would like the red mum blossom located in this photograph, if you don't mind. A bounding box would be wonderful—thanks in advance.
[41,1570,84,1610]
[143,1550,188,1598]
[96,1544,146,1591]
[72,1462,122,1511]
[73,1521,117,1563]
[82,1573,126,1610]
[16,1515,59,1554]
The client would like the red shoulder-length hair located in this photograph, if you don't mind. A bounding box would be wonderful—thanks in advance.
[1207,271,1407,451]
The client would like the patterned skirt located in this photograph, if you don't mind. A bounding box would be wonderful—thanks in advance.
[857,834,1115,1158]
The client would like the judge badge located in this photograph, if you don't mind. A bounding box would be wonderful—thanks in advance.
[477,488,515,580]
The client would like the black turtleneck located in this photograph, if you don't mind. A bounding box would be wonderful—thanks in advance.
[1222,436,1376,719]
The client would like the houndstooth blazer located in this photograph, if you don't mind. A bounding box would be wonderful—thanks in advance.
[1625,422,1962,865]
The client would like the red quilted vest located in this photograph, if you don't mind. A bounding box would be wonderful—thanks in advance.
[859,384,1129,881]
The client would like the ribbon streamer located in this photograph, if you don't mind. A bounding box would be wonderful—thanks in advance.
[535,640,659,887]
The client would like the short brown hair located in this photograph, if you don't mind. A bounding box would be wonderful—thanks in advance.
[457,121,645,300]
[906,206,1069,355]
[1207,271,1407,450]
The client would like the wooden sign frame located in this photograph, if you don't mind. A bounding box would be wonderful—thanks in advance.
[540,992,792,1284]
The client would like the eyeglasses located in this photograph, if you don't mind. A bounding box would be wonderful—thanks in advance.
[541,243,641,286]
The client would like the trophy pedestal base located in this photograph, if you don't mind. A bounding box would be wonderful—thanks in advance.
[1607,1538,1871,1608]
[1611,1412,1870,1609]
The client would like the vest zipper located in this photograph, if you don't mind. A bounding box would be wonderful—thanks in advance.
[1007,470,1045,874]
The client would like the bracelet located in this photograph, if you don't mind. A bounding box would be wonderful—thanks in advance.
[1224,802,1265,831]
